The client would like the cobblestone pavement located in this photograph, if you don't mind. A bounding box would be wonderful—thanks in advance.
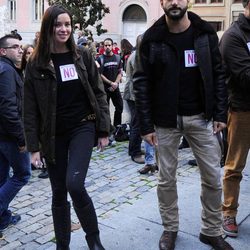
[0,142,196,250]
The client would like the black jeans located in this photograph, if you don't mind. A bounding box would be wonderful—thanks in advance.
[127,100,142,157]
[47,121,95,208]
[106,88,123,127]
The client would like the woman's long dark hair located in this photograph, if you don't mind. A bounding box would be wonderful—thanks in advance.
[31,4,77,66]
[120,39,133,56]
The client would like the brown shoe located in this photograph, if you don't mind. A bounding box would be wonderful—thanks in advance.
[199,233,234,250]
[132,155,145,164]
[159,231,177,250]
[138,164,158,174]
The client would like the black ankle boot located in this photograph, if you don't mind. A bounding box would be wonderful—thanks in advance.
[86,234,105,250]
[52,202,71,250]
[73,201,105,250]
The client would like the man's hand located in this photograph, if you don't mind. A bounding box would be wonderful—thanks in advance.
[97,137,109,152]
[142,132,158,146]
[213,121,227,134]
[111,82,118,90]
[31,151,43,168]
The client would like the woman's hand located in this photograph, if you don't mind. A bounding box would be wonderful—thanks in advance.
[31,151,43,168]
[97,137,109,152]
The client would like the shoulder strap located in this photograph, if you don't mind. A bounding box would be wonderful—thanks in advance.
[98,55,104,73]
[114,54,121,64]
[99,55,104,66]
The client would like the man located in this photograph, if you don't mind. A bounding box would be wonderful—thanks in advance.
[97,38,123,129]
[123,45,145,164]
[219,0,250,238]
[0,34,31,235]
[112,42,121,55]
[133,1,233,249]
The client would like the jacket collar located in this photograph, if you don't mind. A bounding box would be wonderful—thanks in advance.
[0,56,23,77]
[0,56,16,68]
[146,11,215,42]
[237,13,250,32]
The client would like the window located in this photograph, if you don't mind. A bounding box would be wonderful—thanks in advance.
[195,0,223,3]
[33,0,44,21]
[210,0,223,3]
[208,21,223,31]
[122,5,147,22]
[195,0,207,3]
[8,0,16,20]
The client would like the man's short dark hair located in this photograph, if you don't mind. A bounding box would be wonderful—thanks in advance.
[0,34,19,49]
[242,0,250,7]
[11,30,22,40]
[104,38,113,45]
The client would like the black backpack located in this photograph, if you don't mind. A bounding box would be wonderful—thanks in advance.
[114,123,130,142]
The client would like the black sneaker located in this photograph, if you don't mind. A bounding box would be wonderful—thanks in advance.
[38,169,49,179]
[0,214,21,231]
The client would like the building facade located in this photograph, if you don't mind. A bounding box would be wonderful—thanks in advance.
[0,0,245,46]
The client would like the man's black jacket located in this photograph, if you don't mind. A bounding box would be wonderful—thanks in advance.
[220,13,250,111]
[0,56,25,146]
[133,11,227,136]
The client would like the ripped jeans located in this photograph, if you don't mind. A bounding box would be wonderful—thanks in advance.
[47,121,95,208]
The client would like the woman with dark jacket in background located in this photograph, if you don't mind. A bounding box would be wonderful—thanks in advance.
[23,5,110,250]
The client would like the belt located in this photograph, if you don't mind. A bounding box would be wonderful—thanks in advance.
[81,113,96,122]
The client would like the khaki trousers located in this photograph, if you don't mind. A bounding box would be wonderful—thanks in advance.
[156,114,223,236]
[223,111,250,217]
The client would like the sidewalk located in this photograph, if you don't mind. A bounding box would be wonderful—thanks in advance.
[0,142,249,250]
[69,149,250,250]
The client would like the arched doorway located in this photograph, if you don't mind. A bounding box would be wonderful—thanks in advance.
[122,4,147,46]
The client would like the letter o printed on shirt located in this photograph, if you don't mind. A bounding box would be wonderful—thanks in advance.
[59,64,79,82]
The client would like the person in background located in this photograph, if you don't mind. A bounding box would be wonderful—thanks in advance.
[133,0,233,249]
[97,41,105,56]
[33,31,40,47]
[97,38,123,130]
[112,42,120,55]
[123,42,145,164]
[219,0,250,238]
[0,34,31,237]
[138,141,158,174]
[20,44,34,73]
[23,5,110,250]
[77,37,88,47]
[120,38,133,71]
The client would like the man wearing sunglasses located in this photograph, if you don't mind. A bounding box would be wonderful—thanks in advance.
[0,34,31,236]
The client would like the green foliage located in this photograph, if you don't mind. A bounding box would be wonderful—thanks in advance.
[48,0,110,36]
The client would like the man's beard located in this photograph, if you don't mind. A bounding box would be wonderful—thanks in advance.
[105,48,111,54]
[164,6,188,21]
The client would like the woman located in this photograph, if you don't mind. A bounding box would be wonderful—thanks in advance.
[20,44,34,73]
[23,5,109,250]
[120,38,133,71]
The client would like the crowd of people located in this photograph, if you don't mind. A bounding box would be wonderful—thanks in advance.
[0,0,250,250]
